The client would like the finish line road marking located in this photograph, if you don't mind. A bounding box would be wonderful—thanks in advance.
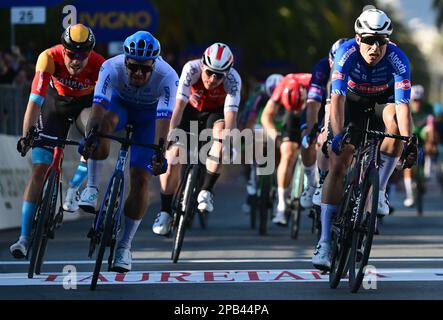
[0,269,442,286]
[1,257,443,265]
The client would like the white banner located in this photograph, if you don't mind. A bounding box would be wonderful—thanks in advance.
[0,134,79,230]
[0,268,442,286]
[0,134,31,230]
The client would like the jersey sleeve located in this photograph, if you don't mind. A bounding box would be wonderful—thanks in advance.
[307,60,330,103]
[93,60,115,107]
[331,45,357,96]
[29,50,54,106]
[156,69,179,119]
[223,69,242,112]
[176,61,199,104]
[388,48,411,105]
[271,77,285,104]
[90,52,106,84]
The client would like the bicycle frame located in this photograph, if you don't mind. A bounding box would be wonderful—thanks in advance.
[94,144,128,235]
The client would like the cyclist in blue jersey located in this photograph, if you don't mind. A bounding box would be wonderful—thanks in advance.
[312,9,417,271]
[80,31,178,273]
[300,38,347,209]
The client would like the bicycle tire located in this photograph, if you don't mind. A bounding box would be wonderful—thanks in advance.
[28,170,56,279]
[90,175,122,291]
[35,181,59,275]
[290,159,304,239]
[172,165,199,263]
[258,174,271,235]
[249,194,257,229]
[290,200,301,239]
[414,166,424,216]
[198,210,207,229]
[349,167,379,293]
[329,182,356,289]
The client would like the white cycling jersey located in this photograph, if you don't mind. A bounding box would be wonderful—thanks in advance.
[176,59,242,113]
[93,54,179,118]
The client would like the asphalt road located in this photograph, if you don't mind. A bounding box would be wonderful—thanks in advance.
[1,166,442,302]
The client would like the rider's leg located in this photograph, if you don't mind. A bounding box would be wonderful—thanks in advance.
[203,119,224,189]
[320,145,354,242]
[403,168,414,205]
[21,149,52,238]
[117,113,156,254]
[378,104,403,212]
[197,119,224,212]
[276,140,298,212]
[80,105,120,211]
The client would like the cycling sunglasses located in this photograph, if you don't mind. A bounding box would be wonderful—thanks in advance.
[360,35,389,46]
[64,49,90,61]
[125,61,154,74]
[204,68,225,79]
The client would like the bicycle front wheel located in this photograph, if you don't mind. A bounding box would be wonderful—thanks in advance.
[329,182,356,289]
[90,174,122,291]
[348,167,379,293]
[172,165,199,263]
[35,180,60,275]
[258,174,272,235]
[28,170,57,279]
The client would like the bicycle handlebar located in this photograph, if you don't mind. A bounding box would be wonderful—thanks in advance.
[94,131,163,153]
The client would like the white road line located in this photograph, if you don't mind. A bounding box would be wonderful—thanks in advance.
[1,258,443,265]
[0,268,442,286]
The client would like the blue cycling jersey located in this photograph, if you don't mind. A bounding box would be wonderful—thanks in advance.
[331,39,411,105]
[307,57,330,104]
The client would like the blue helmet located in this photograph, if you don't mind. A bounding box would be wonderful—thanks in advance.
[123,31,161,61]
[329,38,348,62]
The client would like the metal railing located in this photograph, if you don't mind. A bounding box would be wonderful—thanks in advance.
[0,84,29,136]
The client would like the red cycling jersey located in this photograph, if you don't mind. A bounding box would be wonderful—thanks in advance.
[271,73,312,111]
[30,44,105,105]
[176,59,242,113]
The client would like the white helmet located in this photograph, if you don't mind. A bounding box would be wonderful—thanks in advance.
[202,43,234,73]
[354,9,393,36]
[411,85,425,101]
[265,74,284,97]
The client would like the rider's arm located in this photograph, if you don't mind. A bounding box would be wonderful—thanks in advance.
[171,61,196,131]
[87,59,115,134]
[23,50,54,136]
[393,49,413,137]
[306,100,321,133]
[169,98,187,131]
[223,70,242,131]
[330,93,346,136]
[395,103,413,137]
[156,70,179,143]
[261,99,281,140]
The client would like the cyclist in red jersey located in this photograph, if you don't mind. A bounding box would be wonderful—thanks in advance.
[10,24,105,258]
[152,43,242,235]
[261,73,312,225]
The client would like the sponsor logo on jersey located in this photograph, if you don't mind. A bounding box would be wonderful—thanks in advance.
[164,86,170,106]
[338,46,357,67]
[388,52,407,75]
[348,80,389,94]
[395,79,411,90]
[102,75,111,95]
[332,71,346,81]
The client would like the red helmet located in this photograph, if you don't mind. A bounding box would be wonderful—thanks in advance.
[281,78,306,111]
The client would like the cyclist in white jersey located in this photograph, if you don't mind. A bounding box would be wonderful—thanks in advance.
[152,43,242,235]
[80,31,178,272]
